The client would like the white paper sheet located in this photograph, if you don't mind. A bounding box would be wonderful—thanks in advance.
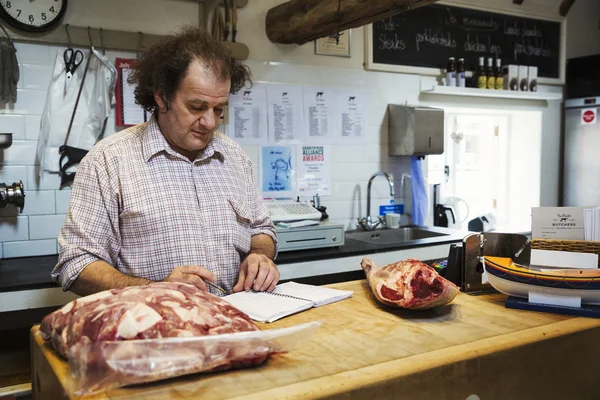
[267,85,303,144]
[302,86,336,144]
[227,84,268,144]
[336,90,367,141]
[296,145,332,196]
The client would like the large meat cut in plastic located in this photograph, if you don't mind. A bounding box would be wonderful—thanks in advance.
[361,258,459,309]
[39,282,321,395]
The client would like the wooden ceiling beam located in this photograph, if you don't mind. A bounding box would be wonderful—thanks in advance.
[265,0,440,45]
[559,0,576,17]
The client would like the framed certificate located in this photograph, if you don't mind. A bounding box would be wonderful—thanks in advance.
[315,30,351,58]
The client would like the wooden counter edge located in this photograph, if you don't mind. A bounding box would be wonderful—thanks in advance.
[231,317,600,400]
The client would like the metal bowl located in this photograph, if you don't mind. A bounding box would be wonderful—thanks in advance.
[0,133,13,149]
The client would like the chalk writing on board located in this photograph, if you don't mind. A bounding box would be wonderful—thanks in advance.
[370,4,562,78]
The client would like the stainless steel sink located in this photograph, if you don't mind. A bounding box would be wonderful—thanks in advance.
[346,227,449,245]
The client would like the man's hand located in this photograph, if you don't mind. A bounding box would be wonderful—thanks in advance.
[233,253,279,292]
[164,265,216,291]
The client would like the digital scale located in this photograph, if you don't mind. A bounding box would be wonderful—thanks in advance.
[275,221,345,252]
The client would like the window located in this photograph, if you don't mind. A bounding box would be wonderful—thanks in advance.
[428,108,542,231]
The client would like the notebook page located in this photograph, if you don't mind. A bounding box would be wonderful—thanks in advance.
[222,291,313,323]
[274,282,353,307]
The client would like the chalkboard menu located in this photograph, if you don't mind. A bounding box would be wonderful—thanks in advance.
[370,4,563,80]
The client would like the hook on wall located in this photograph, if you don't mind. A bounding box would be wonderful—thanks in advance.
[65,24,72,47]
[87,26,93,48]
[137,31,144,57]
[99,27,105,54]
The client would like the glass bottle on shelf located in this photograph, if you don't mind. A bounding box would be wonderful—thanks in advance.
[486,57,495,89]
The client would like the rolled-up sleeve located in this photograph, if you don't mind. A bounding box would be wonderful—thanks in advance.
[242,157,278,258]
[52,152,121,291]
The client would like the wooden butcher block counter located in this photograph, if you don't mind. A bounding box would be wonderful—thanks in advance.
[31,280,600,400]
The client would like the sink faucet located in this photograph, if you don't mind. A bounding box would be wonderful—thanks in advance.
[357,172,395,231]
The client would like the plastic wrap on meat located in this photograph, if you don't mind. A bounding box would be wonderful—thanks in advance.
[39,282,277,392]
[40,282,259,358]
[361,258,459,309]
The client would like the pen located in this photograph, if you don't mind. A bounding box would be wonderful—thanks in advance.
[205,280,227,294]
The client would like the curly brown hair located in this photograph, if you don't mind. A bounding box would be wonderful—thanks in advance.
[128,25,252,112]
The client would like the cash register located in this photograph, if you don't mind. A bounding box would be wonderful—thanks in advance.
[265,199,345,252]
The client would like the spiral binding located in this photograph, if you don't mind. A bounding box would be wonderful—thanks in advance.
[251,290,311,303]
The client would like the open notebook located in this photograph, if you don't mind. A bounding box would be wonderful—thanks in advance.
[222,282,353,323]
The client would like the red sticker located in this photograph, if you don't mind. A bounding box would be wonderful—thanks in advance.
[582,108,597,125]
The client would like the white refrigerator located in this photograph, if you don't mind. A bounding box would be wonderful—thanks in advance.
[563,97,600,206]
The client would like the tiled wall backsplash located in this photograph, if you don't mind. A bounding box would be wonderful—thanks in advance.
[0,42,121,259]
[0,43,415,259]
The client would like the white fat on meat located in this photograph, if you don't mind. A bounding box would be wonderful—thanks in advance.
[171,305,197,323]
[60,301,75,314]
[77,290,113,305]
[152,290,185,301]
[117,303,163,339]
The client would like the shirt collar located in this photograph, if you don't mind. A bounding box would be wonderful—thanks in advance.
[142,114,225,163]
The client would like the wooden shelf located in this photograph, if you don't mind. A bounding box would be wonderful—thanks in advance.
[420,84,563,102]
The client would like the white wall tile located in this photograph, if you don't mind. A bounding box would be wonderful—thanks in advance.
[27,166,62,190]
[0,216,29,241]
[0,90,47,115]
[55,189,71,214]
[15,89,47,114]
[0,166,27,187]
[0,115,26,139]
[3,239,57,258]
[29,214,66,240]
[22,64,53,90]
[18,190,55,215]
[1,140,37,166]
[15,43,52,65]
[25,115,42,140]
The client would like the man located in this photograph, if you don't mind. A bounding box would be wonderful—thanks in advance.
[52,26,279,297]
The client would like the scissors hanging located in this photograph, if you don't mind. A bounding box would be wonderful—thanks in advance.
[63,25,84,94]
[63,48,83,93]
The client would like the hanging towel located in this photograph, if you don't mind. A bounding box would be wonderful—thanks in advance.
[0,37,18,103]
[410,156,428,226]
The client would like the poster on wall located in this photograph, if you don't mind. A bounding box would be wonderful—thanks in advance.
[227,84,268,144]
[115,58,150,127]
[296,145,332,196]
[302,87,337,144]
[336,90,367,141]
[260,145,295,197]
[266,85,303,144]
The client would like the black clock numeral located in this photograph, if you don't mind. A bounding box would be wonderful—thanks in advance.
[41,12,47,21]
[16,9,21,17]
[49,6,55,13]
[5,1,11,9]
[28,14,34,22]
